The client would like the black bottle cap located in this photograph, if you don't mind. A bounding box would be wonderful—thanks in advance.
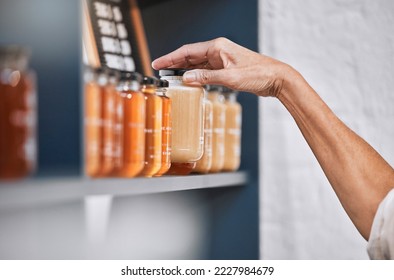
[159,68,189,76]
[93,67,106,75]
[119,71,143,83]
[205,84,223,92]
[106,69,120,79]
[142,76,159,86]
[158,79,169,88]
[99,66,117,76]
[220,86,233,94]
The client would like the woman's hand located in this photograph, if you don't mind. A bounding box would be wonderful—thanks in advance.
[152,37,296,98]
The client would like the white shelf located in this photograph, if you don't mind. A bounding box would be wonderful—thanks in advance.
[0,172,248,210]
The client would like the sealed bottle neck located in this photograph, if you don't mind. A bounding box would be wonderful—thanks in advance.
[108,75,117,85]
[208,91,224,103]
[118,80,140,92]
[224,92,238,103]
[84,68,96,84]
[142,84,156,94]
[107,71,119,85]
[97,73,108,86]
[156,88,168,97]
[0,47,30,72]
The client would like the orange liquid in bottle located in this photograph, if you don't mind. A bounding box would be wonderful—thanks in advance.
[0,71,29,178]
[117,73,145,178]
[111,89,124,176]
[84,72,101,177]
[155,93,172,176]
[1,48,36,180]
[166,162,196,176]
[140,78,162,177]
[0,81,6,176]
[98,79,116,176]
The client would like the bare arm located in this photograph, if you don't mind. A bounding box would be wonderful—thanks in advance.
[279,71,394,240]
[152,37,394,240]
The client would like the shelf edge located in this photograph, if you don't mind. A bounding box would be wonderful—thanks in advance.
[0,172,248,210]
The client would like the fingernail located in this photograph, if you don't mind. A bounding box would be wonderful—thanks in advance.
[183,71,197,82]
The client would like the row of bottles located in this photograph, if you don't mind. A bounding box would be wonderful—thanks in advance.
[0,46,37,180]
[84,69,169,178]
[0,61,241,180]
[195,85,242,174]
[84,68,242,178]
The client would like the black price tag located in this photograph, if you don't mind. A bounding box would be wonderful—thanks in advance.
[85,0,142,72]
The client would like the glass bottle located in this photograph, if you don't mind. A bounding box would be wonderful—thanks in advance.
[117,72,145,178]
[159,69,204,175]
[0,46,37,180]
[207,85,226,173]
[84,67,101,177]
[194,91,213,174]
[154,79,172,177]
[112,72,124,176]
[140,76,162,177]
[98,69,116,177]
[222,88,242,171]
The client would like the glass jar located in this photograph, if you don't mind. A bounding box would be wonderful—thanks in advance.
[159,69,204,175]
[0,46,37,180]
[140,76,162,177]
[84,67,101,177]
[154,79,172,177]
[206,85,226,173]
[222,87,242,171]
[194,92,213,174]
[116,72,145,178]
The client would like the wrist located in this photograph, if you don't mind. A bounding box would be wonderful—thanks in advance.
[276,64,316,109]
[277,65,303,99]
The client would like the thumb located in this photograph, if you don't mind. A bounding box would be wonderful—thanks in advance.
[183,69,227,86]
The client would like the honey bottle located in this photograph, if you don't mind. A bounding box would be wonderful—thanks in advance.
[154,79,172,177]
[207,85,226,173]
[0,46,37,180]
[140,76,162,177]
[194,91,213,174]
[98,69,117,177]
[159,69,204,176]
[117,72,145,178]
[222,88,242,171]
[111,73,124,176]
[84,67,101,177]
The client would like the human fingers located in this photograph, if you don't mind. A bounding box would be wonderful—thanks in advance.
[169,57,211,69]
[151,40,214,70]
[183,65,285,97]
[182,69,232,87]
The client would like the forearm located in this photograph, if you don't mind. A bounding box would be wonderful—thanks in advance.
[278,67,394,240]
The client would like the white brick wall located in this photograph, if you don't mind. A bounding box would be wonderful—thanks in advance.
[259,0,394,259]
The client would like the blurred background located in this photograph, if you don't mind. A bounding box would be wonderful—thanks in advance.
[259,0,394,259]
[0,0,81,175]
